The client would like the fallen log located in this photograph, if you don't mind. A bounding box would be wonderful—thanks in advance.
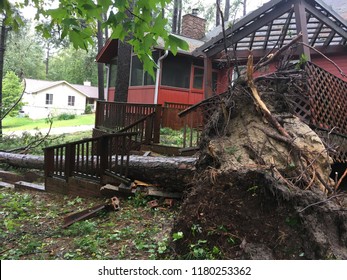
[0,152,197,191]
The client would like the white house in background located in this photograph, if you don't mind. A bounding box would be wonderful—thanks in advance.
[21,79,98,119]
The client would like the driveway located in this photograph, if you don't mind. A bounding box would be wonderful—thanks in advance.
[3,125,94,136]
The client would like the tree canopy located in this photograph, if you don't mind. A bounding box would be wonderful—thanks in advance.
[2,0,189,77]
[1,71,24,117]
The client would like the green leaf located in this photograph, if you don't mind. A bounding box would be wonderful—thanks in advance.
[172,232,184,241]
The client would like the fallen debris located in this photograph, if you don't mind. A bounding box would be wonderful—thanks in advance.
[14,181,45,192]
[63,196,120,228]
[101,181,182,199]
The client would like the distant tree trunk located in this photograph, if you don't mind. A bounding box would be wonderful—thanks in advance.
[172,0,178,33]
[177,0,182,34]
[243,0,247,16]
[45,42,50,78]
[216,0,221,26]
[0,18,6,138]
[103,13,109,40]
[224,0,230,21]
[97,19,105,101]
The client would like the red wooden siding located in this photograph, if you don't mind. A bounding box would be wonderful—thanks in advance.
[312,54,347,82]
[127,86,155,103]
[107,87,115,102]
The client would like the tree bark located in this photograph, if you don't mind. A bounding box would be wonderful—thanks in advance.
[216,0,221,26]
[224,0,230,21]
[0,18,6,138]
[97,19,105,101]
[0,152,197,191]
[172,0,178,33]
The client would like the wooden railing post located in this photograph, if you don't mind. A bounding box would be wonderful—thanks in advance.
[98,136,109,179]
[95,101,102,128]
[153,105,162,143]
[64,143,75,180]
[44,148,54,178]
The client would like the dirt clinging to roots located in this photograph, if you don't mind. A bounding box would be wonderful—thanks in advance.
[171,84,347,260]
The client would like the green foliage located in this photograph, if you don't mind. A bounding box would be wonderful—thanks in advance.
[57,113,76,120]
[4,23,46,79]
[3,0,190,78]
[47,46,98,85]
[84,104,93,114]
[172,231,184,241]
[296,53,309,69]
[1,71,24,117]
[187,240,222,260]
[0,188,177,260]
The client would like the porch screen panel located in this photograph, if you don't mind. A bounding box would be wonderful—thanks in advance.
[161,55,190,89]
[109,58,117,88]
[130,55,143,86]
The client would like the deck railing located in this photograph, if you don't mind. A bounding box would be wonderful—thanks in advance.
[95,101,162,142]
[44,132,138,184]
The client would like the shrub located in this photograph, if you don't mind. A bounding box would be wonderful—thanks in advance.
[84,104,93,114]
[57,113,76,120]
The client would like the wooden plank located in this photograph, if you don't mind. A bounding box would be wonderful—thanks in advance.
[14,181,45,191]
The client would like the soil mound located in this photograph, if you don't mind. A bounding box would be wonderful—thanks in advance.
[171,82,347,259]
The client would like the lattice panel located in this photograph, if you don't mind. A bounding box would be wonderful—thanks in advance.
[305,62,347,136]
[315,130,347,163]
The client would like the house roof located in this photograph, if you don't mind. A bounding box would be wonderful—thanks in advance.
[193,0,347,59]
[24,79,99,99]
[156,34,206,54]
[95,39,119,63]
[95,34,206,63]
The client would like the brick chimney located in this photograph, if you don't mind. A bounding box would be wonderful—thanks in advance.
[181,11,206,40]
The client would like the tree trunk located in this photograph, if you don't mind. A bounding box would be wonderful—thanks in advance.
[0,18,6,137]
[0,152,197,191]
[224,0,230,21]
[243,0,247,16]
[216,0,221,26]
[172,0,178,34]
[177,0,182,34]
[97,20,105,101]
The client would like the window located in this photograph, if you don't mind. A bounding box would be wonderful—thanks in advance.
[68,96,75,106]
[130,52,158,86]
[161,55,191,88]
[192,67,218,92]
[45,93,53,105]
[193,67,204,89]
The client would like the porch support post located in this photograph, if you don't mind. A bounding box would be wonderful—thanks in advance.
[294,0,311,61]
[203,55,213,99]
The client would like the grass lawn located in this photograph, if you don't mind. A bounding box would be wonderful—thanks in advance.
[2,114,95,132]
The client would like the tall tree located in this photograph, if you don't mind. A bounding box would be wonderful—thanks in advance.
[0,17,6,137]
[97,19,104,100]
[4,22,46,79]
[177,0,182,34]
[216,0,221,26]
[47,46,98,85]
[172,0,179,33]
[225,0,230,21]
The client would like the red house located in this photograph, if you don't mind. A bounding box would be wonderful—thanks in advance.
[96,12,224,106]
[97,0,347,105]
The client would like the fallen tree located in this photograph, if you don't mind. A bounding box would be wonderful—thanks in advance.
[0,152,197,191]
